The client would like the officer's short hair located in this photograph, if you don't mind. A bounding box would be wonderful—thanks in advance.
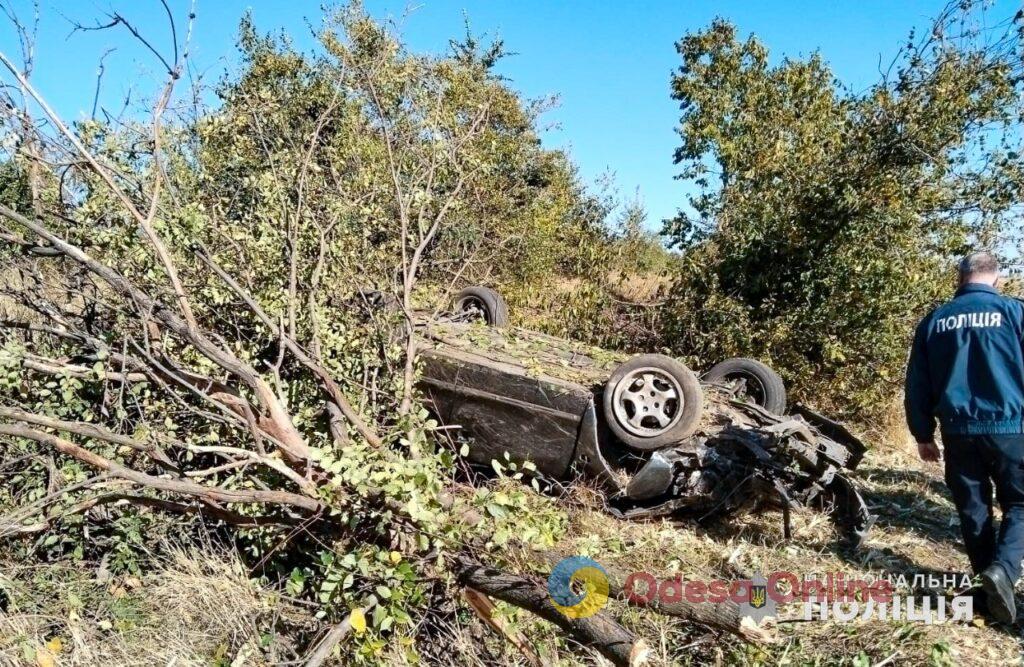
[959,251,999,278]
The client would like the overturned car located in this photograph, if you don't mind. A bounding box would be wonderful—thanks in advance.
[399,286,874,544]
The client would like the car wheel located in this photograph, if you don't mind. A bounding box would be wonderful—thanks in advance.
[704,358,787,414]
[356,288,400,313]
[454,286,509,327]
[602,354,704,451]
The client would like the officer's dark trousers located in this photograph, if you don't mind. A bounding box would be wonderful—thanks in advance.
[943,434,1024,582]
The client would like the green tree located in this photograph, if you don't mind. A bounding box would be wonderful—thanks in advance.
[662,3,1024,419]
[0,6,623,661]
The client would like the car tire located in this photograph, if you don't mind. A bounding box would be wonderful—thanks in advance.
[356,287,400,314]
[602,354,704,451]
[704,358,787,414]
[454,286,510,327]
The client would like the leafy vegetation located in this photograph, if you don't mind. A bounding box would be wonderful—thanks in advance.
[661,3,1024,418]
[0,5,622,663]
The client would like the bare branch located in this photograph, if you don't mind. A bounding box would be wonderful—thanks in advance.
[91,47,116,120]
[303,598,378,667]
[194,244,384,448]
[0,423,323,513]
[0,15,200,330]
[0,404,176,469]
[17,351,149,384]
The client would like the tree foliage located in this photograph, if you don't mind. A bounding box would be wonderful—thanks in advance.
[662,3,1024,417]
[8,1,1016,662]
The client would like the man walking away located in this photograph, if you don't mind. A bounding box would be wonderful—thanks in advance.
[905,251,1024,624]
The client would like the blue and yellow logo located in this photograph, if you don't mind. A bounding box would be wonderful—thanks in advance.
[547,556,610,619]
[750,583,767,609]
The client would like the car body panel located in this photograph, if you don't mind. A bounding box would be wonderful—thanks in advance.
[417,320,627,477]
[418,348,587,479]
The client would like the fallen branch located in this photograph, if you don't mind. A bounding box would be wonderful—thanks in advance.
[607,567,775,644]
[303,598,378,667]
[539,550,775,644]
[0,404,176,469]
[0,318,87,343]
[0,203,311,464]
[455,556,649,667]
[2,491,295,537]
[464,587,546,667]
[186,445,317,495]
[0,474,113,539]
[0,41,200,331]
[64,492,299,528]
[0,423,322,513]
[19,353,149,383]
[194,245,383,448]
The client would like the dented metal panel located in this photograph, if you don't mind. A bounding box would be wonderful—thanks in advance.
[418,348,588,478]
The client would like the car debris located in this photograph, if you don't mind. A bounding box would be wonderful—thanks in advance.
[610,395,874,546]
[362,286,875,544]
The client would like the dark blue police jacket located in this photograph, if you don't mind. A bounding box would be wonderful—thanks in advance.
[905,283,1024,442]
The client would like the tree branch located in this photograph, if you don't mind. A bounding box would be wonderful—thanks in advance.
[455,556,649,667]
[0,423,322,513]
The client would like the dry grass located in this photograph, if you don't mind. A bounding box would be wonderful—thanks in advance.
[511,442,1023,666]
[0,544,310,667]
[2,442,1022,666]
[604,272,671,306]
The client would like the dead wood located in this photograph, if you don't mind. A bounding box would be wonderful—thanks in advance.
[536,550,775,644]
[464,588,547,667]
[0,405,176,469]
[194,245,383,448]
[303,599,378,667]
[455,556,649,667]
[0,202,312,464]
[603,563,776,644]
[0,423,323,513]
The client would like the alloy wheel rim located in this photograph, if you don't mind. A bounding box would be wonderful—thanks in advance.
[612,367,684,437]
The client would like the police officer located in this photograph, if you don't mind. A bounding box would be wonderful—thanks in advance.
[905,251,1024,624]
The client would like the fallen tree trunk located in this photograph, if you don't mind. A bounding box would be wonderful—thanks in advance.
[604,564,775,644]
[455,556,649,666]
[538,550,775,644]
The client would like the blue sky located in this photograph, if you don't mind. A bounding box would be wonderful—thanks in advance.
[2,0,1019,229]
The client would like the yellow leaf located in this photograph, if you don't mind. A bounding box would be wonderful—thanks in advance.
[45,638,62,654]
[389,551,401,564]
[349,607,366,634]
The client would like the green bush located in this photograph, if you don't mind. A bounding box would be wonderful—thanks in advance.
[661,7,1023,419]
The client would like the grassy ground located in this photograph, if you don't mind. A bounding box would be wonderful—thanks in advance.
[1,440,1021,666]
[546,441,1024,666]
